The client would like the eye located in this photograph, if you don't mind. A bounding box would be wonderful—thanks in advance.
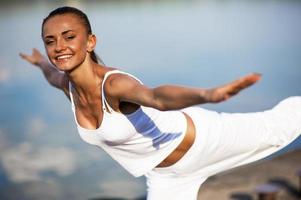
[45,40,54,45]
[66,35,75,40]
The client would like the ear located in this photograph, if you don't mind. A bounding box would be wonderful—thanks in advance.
[87,34,97,52]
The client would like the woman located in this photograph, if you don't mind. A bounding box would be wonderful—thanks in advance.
[20,6,301,200]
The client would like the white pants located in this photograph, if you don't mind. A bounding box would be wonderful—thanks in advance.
[145,97,301,200]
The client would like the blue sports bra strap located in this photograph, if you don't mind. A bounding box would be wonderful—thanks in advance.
[101,70,143,113]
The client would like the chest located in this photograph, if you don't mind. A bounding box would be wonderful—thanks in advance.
[73,95,103,130]
[74,97,139,128]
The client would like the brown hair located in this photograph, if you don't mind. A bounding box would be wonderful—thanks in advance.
[42,6,104,65]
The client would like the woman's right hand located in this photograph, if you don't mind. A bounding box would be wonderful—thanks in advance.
[19,48,47,66]
[19,48,68,94]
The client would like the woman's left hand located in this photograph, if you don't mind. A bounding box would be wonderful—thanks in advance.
[207,73,262,103]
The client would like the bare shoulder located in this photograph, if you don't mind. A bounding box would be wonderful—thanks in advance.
[103,70,142,97]
[106,72,140,87]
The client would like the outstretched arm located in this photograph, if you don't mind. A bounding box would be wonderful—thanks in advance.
[19,48,70,99]
[106,73,261,111]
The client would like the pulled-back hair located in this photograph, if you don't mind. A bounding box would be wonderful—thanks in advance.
[42,6,103,64]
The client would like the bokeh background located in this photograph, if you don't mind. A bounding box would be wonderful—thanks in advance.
[0,0,300,199]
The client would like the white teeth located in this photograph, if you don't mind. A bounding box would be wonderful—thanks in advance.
[57,55,72,60]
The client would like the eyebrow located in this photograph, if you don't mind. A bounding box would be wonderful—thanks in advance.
[44,30,75,39]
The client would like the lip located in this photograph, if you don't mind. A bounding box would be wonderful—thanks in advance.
[55,54,73,61]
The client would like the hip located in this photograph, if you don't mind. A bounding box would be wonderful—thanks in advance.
[156,110,196,167]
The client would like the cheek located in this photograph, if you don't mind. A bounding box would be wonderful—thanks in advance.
[72,40,89,58]
[44,47,53,62]
[68,37,87,52]
[45,50,56,66]
[45,47,51,56]
[44,45,54,57]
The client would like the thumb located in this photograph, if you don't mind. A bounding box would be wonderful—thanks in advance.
[19,52,35,64]
[19,52,26,58]
[19,52,31,61]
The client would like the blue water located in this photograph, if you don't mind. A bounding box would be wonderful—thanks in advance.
[0,1,300,199]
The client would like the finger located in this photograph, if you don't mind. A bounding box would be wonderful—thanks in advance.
[33,48,43,56]
[233,73,262,90]
[19,53,29,59]
[33,48,39,55]
[212,73,262,102]
[223,74,261,97]
[19,53,35,64]
[243,73,262,86]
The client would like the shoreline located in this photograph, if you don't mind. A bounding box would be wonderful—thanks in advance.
[198,148,301,200]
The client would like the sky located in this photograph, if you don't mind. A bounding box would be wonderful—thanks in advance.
[0,0,301,199]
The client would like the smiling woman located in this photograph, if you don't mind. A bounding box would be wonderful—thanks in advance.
[42,6,100,67]
[42,15,95,72]
[19,6,301,200]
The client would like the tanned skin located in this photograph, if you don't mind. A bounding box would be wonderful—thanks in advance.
[20,13,261,167]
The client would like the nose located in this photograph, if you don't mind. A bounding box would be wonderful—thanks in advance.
[55,38,66,52]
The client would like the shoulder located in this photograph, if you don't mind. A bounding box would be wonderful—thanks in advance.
[103,70,143,96]
[110,72,139,84]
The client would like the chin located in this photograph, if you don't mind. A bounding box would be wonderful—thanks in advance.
[57,64,77,72]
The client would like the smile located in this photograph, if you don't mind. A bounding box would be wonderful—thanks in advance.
[56,54,73,60]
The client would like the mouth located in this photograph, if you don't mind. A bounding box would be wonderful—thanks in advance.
[55,54,73,61]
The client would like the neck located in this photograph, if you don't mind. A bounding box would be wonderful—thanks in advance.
[67,58,104,100]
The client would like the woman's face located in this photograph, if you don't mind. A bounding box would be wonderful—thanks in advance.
[42,14,94,71]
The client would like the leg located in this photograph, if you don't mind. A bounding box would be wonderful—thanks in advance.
[145,96,301,199]
[145,170,206,200]
[176,96,301,177]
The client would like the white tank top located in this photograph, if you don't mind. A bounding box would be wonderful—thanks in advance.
[69,70,187,177]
